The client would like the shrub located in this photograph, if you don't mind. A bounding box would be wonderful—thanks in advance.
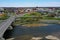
[0,14,9,20]
[20,12,42,24]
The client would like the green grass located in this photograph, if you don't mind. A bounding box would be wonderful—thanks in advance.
[0,16,9,20]
[42,17,60,20]
[0,13,9,20]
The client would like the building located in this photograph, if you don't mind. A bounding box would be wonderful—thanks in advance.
[0,8,4,16]
[25,8,32,13]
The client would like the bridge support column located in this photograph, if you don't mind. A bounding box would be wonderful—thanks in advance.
[0,37,5,40]
[7,26,13,30]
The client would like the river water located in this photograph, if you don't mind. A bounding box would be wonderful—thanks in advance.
[4,24,60,40]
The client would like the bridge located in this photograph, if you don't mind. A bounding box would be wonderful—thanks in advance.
[0,16,16,40]
[0,13,26,40]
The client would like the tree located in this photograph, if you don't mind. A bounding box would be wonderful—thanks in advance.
[20,12,42,24]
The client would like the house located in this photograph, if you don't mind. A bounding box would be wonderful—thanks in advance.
[0,8,4,16]
[15,8,25,14]
[25,8,32,13]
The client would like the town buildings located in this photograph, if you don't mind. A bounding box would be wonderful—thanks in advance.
[0,7,60,17]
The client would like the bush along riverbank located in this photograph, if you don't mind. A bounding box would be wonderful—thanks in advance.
[12,12,60,27]
[13,12,42,26]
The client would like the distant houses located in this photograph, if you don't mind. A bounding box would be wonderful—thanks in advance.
[0,7,60,18]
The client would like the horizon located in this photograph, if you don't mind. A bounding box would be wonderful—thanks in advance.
[0,7,60,8]
[0,0,60,7]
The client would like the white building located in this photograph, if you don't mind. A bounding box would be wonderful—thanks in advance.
[0,8,4,11]
[25,9,32,13]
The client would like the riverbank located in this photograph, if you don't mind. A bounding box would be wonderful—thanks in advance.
[22,24,48,27]
[13,19,60,27]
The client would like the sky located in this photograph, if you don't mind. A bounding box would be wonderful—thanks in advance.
[0,0,60,7]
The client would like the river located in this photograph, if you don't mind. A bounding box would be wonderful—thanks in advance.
[4,24,60,40]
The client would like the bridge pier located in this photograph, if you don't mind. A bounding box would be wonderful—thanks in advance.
[7,26,13,30]
[0,37,5,40]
